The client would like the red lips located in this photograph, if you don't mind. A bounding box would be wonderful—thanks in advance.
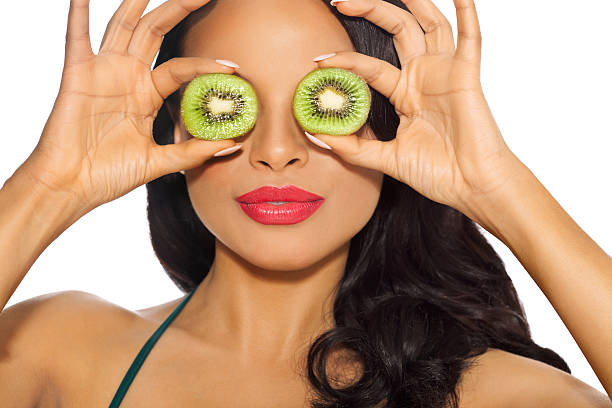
[235,185,324,203]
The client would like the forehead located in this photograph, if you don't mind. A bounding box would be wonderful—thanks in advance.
[180,0,354,65]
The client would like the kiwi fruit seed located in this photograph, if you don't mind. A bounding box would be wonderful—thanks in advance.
[180,73,258,140]
[292,67,371,136]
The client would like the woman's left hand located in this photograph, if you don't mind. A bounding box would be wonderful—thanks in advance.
[308,0,523,217]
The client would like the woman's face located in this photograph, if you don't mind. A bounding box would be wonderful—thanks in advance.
[171,0,384,272]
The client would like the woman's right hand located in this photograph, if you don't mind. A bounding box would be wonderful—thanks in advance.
[20,0,240,213]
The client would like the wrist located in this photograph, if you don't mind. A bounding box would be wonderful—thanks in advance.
[0,165,88,309]
[458,155,537,243]
[3,164,89,231]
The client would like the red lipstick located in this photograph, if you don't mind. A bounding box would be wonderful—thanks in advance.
[235,185,325,225]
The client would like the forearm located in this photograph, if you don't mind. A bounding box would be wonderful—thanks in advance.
[465,157,612,399]
[0,166,86,312]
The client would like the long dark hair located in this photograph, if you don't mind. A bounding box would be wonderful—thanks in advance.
[146,1,570,406]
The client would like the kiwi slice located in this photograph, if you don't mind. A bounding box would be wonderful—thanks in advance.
[180,73,258,140]
[293,67,371,136]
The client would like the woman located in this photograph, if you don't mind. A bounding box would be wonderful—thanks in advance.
[0,0,610,406]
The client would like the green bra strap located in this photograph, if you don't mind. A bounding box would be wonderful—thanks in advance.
[108,286,198,408]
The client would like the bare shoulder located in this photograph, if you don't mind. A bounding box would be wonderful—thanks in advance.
[1,290,135,341]
[1,289,137,363]
[456,348,611,408]
[0,290,138,404]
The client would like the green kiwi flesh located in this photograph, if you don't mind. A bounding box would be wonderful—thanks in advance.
[181,73,258,141]
[293,67,371,136]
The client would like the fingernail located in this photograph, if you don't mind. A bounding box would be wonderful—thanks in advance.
[304,131,332,150]
[330,0,349,6]
[216,59,240,68]
[213,144,243,157]
[313,52,336,62]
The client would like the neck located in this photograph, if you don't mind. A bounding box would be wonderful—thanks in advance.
[178,238,349,365]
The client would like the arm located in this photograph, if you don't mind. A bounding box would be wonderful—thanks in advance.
[0,164,88,405]
[0,0,240,314]
[0,164,86,312]
[463,153,612,400]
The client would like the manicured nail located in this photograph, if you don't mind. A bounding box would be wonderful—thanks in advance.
[304,131,332,150]
[313,52,336,62]
[216,59,240,68]
[330,0,349,6]
[213,144,243,157]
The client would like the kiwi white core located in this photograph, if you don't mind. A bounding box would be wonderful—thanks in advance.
[209,97,236,115]
[319,87,346,110]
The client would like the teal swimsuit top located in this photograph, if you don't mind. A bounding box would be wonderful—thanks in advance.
[108,283,200,407]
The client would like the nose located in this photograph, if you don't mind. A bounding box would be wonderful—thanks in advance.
[245,98,312,172]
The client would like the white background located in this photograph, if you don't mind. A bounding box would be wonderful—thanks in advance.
[1,0,610,395]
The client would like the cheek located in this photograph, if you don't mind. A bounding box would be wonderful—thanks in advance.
[185,161,233,239]
[327,166,383,239]
[331,126,384,223]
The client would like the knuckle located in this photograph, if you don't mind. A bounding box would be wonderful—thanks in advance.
[69,0,89,9]
[175,0,194,15]
[118,18,138,33]
[141,18,165,39]
[425,20,443,33]
[389,19,408,37]
[333,50,351,59]
[424,19,452,35]
[167,65,186,86]
[66,31,91,42]
[365,61,385,84]
[458,30,482,41]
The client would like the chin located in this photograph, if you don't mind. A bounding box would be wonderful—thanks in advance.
[221,232,346,274]
[242,241,325,271]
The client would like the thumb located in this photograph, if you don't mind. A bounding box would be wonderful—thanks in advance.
[149,138,242,178]
[304,131,392,175]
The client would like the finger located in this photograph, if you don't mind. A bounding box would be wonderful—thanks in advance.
[149,138,242,178]
[454,0,482,65]
[99,0,150,55]
[304,130,396,176]
[314,51,401,103]
[128,0,212,66]
[397,0,455,55]
[151,57,236,101]
[330,0,426,65]
[65,0,94,65]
